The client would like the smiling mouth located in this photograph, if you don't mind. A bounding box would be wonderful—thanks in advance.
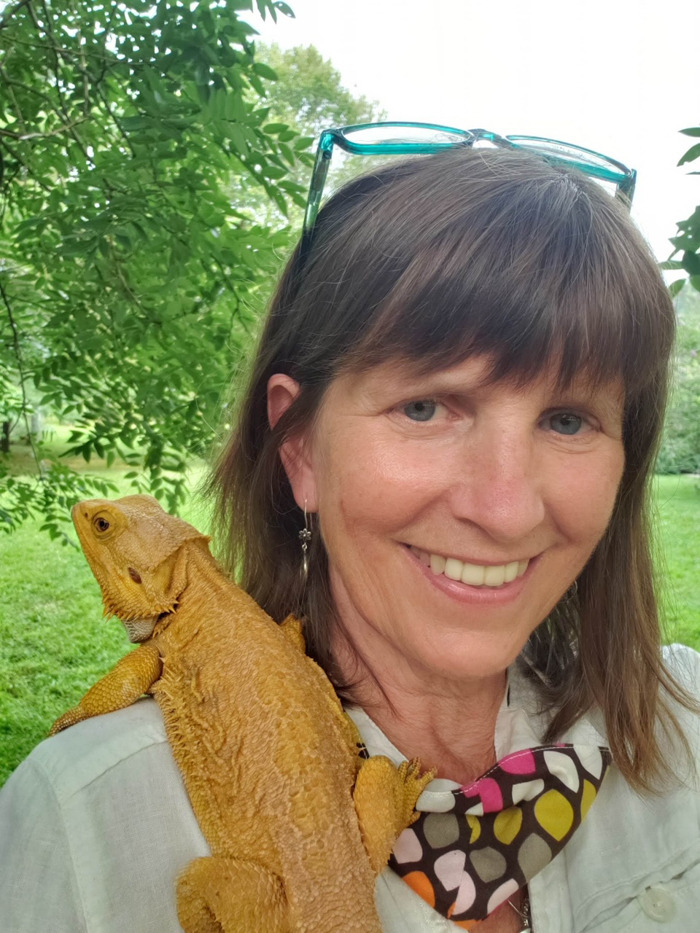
[408,545,530,588]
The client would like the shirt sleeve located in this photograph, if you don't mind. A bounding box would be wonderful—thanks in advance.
[0,756,88,933]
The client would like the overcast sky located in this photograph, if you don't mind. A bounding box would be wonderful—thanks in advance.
[248,0,699,263]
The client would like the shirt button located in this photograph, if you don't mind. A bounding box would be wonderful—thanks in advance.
[639,886,676,922]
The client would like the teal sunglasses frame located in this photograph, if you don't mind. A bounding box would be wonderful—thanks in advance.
[302,121,637,234]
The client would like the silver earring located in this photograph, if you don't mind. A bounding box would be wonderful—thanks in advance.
[298,501,312,581]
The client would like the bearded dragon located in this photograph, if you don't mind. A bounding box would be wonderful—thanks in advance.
[50,494,434,933]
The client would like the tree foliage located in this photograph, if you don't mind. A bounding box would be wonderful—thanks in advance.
[666,125,700,298]
[245,43,384,226]
[0,0,308,538]
[258,43,381,140]
[658,284,700,474]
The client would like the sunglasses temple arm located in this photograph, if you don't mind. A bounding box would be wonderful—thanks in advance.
[616,169,637,207]
[303,145,334,233]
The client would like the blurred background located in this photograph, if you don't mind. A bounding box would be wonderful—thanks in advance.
[1,0,699,783]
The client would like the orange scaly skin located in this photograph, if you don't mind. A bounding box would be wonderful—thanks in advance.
[50,495,434,933]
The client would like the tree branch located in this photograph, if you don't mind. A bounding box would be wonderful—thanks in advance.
[0,0,33,31]
[93,83,137,158]
[0,278,42,476]
[29,0,93,165]
[0,116,89,141]
[0,137,52,191]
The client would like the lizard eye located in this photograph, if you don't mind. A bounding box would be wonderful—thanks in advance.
[128,567,142,584]
[93,515,111,534]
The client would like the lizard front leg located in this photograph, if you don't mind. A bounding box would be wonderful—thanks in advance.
[353,756,436,874]
[49,640,162,735]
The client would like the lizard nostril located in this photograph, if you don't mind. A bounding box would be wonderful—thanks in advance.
[128,568,142,584]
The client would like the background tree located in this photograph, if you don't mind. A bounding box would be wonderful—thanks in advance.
[258,43,381,140]
[0,1,375,539]
[246,42,384,225]
[656,124,700,473]
[658,284,700,474]
[666,125,700,298]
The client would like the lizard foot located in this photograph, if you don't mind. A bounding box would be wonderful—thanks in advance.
[177,855,290,933]
[353,755,436,874]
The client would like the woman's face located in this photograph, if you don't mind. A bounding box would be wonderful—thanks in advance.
[278,354,625,684]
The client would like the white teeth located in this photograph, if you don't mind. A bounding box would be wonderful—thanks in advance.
[461,563,485,586]
[504,561,519,583]
[444,558,463,581]
[484,565,506,587]
[430,553,446,575]
[412,546,530,588]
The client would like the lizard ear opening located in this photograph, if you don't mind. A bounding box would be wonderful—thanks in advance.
[150,542,193,610]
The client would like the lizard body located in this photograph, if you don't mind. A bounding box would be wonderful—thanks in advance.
[51,495,434,933]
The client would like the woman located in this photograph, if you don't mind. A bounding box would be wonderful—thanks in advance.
[1,125,699,933]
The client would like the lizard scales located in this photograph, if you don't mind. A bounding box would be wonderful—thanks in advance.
[51,494,433,933]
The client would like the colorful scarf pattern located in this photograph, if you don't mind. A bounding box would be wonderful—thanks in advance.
[388,743,612,929]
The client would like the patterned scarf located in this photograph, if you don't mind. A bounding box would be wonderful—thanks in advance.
[388,742,611,928]
[348,668,612,930]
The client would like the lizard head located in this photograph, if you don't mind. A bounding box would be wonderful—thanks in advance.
[72,494,211,642]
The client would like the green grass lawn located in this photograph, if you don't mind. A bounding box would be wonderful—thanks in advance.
[0,450,212,786]
[1,464,700,786]
[653,475,700,646]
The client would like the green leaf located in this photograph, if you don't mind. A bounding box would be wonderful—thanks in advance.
[263,165,287,179]
[678,143,700,167]
[253,62,278,81]
[224,122,250,156]
[669,279,686,298]
[274,1,296,16]
[263,123,289,135]
[248,73,266,97]
[680,127,700,137]
[682,252,700,277]
[279,141,295,166]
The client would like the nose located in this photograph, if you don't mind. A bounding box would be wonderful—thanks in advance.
[447,422,546,544]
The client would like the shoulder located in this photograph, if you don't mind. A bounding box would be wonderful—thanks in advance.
[540,644,700,931]
[662,641,700,691]
[661,642,700,761]
[25,697,173,801]
[0,699,209,933]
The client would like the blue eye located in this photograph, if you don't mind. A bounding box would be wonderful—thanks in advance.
[403,400,438,422]
[550,413,583,435]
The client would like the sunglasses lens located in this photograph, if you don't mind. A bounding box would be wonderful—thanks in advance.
[507,136,628,180]
[341,124,470,148]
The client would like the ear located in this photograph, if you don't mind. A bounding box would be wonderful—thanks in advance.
[150,541,192,609]
[267,373,319,512]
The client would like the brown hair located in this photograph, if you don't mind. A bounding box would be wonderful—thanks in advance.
[210,146,698,793]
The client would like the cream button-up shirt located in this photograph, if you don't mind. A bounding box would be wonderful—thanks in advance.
[2,645,700,932]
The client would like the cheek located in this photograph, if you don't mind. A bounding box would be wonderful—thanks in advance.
[323,433,445,540]
[554,447,624,543]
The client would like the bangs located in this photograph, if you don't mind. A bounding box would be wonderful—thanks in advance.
[329,150,673,400]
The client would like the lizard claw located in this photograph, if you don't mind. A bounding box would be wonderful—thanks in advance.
[396,757,437,828]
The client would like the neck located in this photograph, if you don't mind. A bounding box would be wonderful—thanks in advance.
[333,628,507,785]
